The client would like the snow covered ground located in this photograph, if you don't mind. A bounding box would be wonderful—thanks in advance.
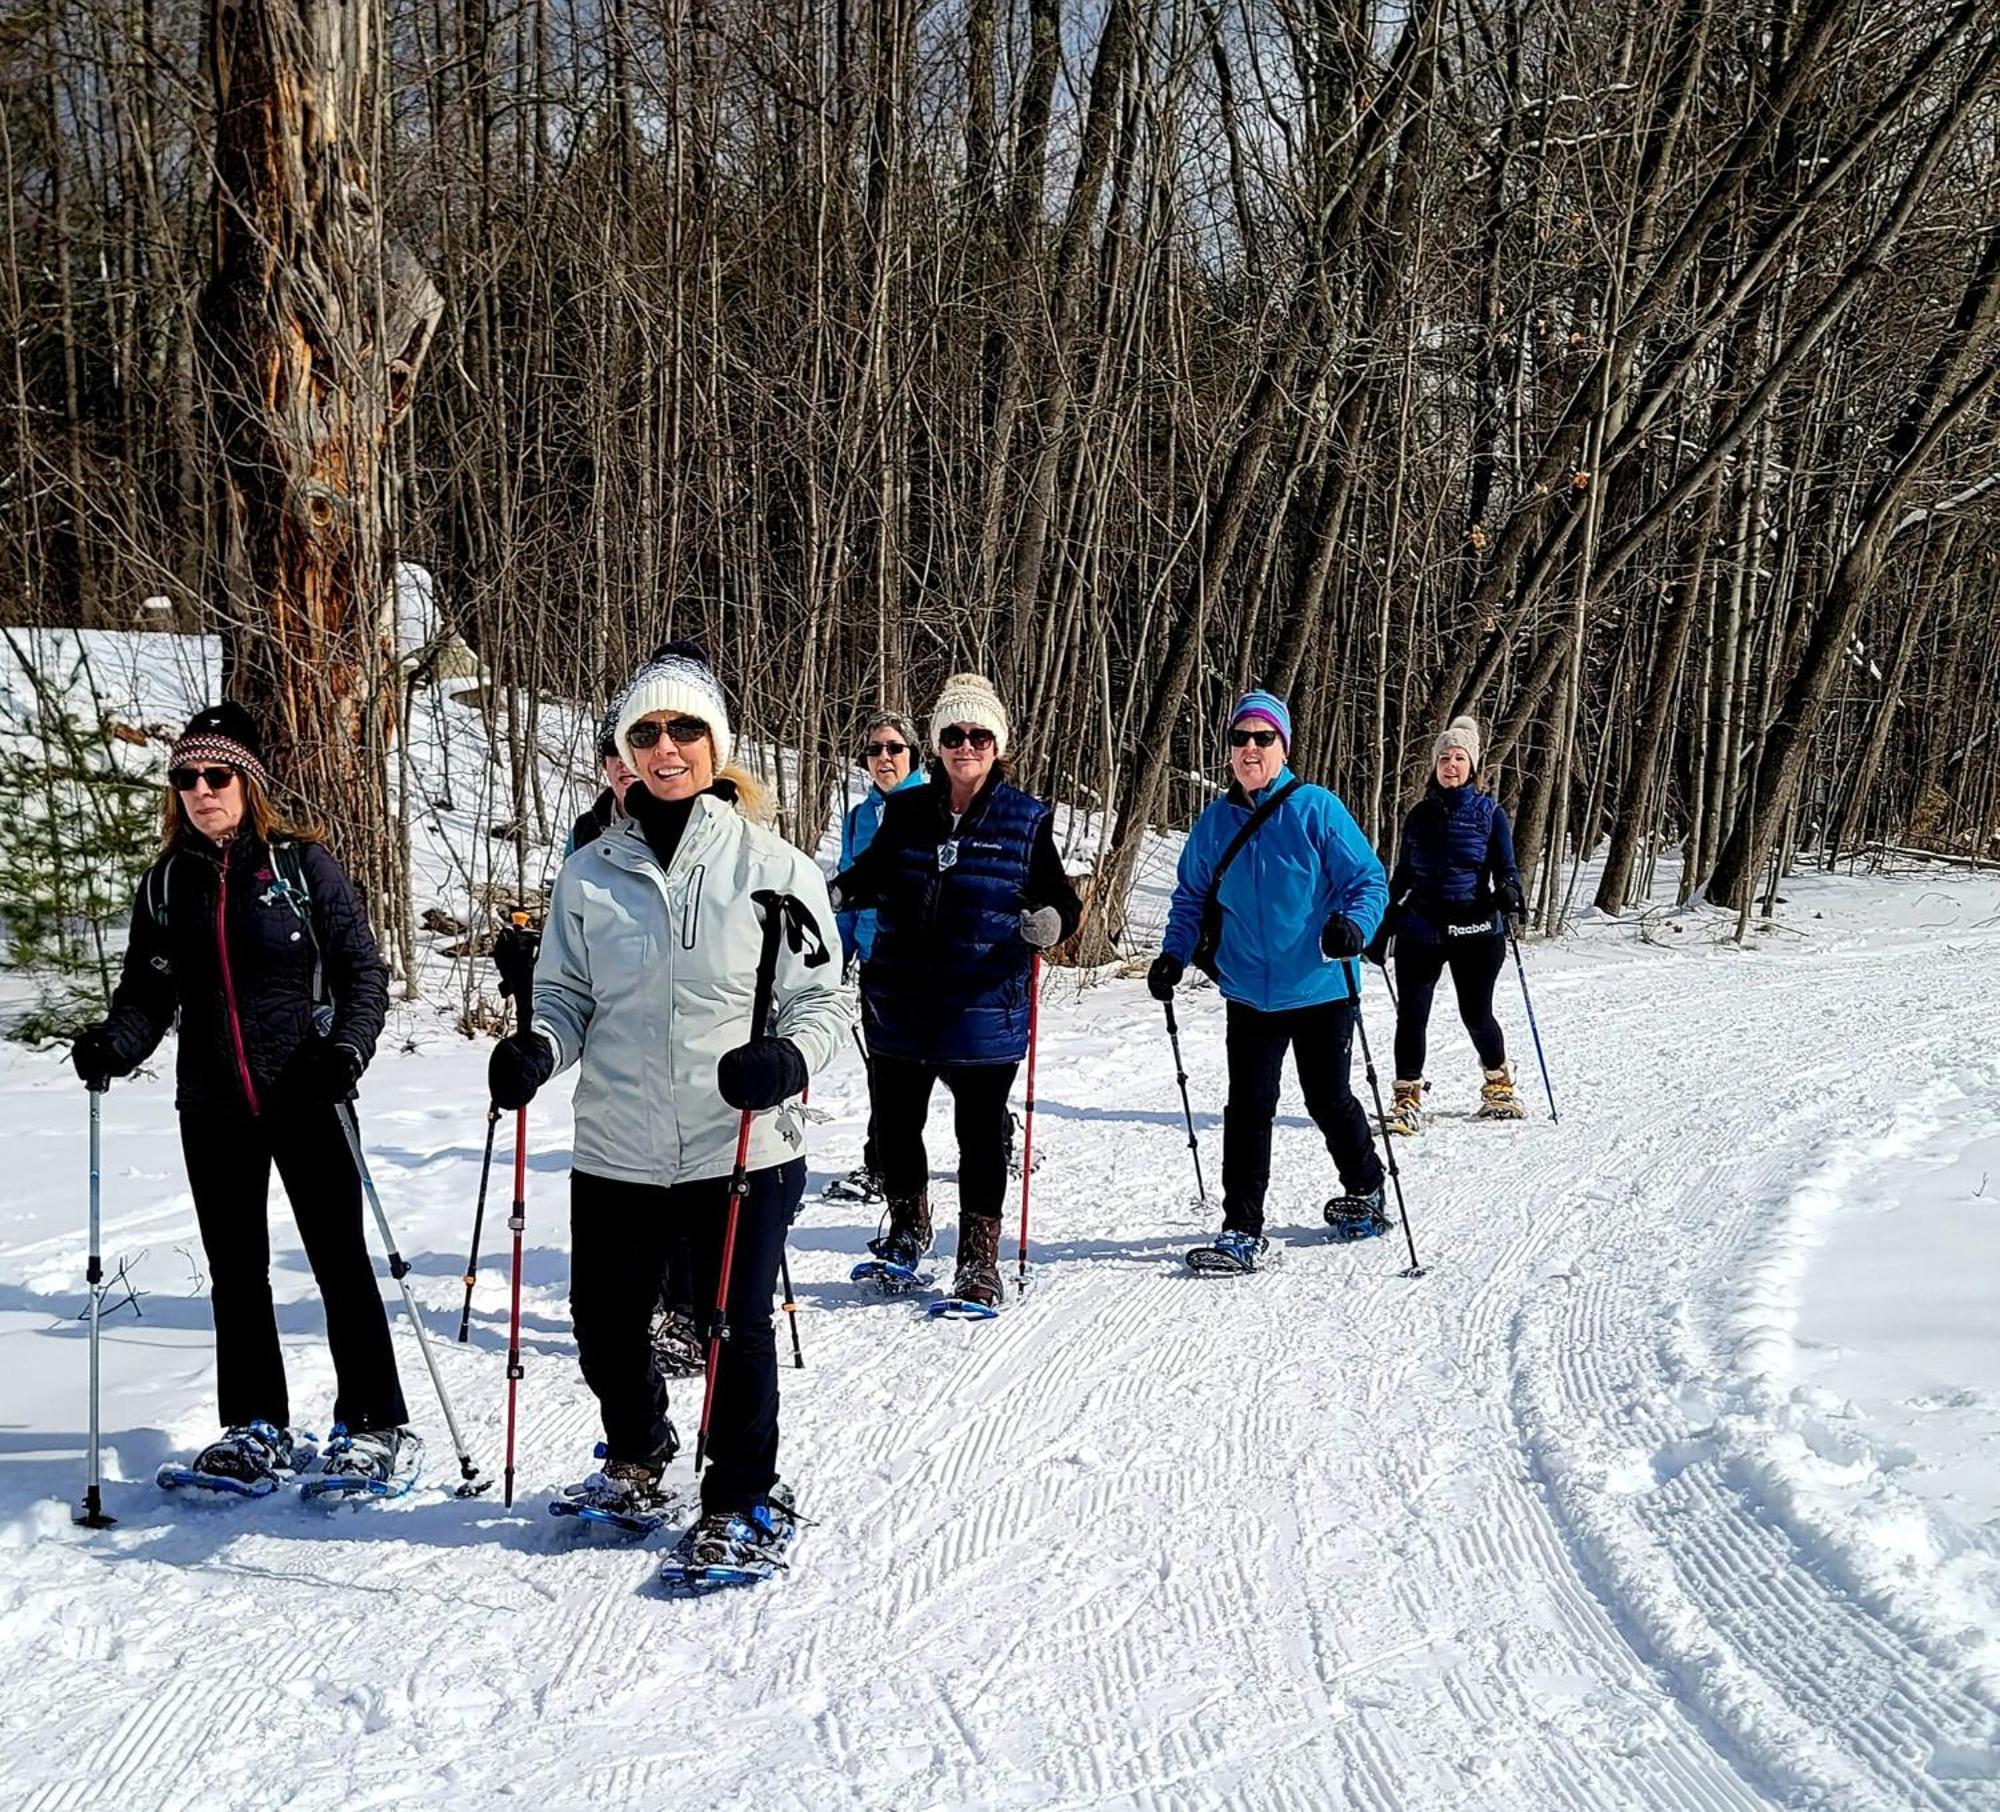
[2,846,1998,1808]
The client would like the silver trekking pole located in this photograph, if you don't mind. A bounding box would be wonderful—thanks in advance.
[336,1103,491,1498]
[76,1082,116,1528]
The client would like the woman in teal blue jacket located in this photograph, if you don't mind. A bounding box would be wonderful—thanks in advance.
[1150,690,1390,1260]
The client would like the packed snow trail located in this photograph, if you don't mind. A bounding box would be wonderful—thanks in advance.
[1,869,1997,1810]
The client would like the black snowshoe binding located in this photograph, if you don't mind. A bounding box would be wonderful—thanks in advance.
[852,1191,933,1290]
[651,1305,705,1377]
[1324,1184,1393,1243]
[158,1420,316,1498]
[662,1480,800,1589]
[302,1424,425,1501]
[1186,1227,1273,1275]
[553,1438,682,1536]
[823,1164,883,1204]
[1006,1110,1043,1179]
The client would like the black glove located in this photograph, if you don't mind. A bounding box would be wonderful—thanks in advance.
[492,924,541,1007]
[1362,917,1392,969]
[1320,914,1365,960]
[489,1030,555,1111]
[70,1024,128,1089]
[1495,878,1526,919]
[1147,953,1184,1002]
[717,1036,808,1112]
[278,1036,365,1104]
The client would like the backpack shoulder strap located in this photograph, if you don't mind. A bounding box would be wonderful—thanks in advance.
[270,839,328,1009]
[1208,775,1303,896]
[144,853,177,932]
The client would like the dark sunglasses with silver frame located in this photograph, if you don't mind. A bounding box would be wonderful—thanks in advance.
[627,717,710,750]
[864,740,908,759]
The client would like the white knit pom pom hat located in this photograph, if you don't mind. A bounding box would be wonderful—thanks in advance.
[929,672,1010,759]
[1432,714,1482,771]
[612,640,733,770]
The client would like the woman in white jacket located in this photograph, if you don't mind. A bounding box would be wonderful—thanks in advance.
[487,642,846,1567]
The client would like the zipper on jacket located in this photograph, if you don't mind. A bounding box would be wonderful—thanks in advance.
[214,843,260,1116]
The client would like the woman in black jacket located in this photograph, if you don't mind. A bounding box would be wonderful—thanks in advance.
[70,704,410,1492]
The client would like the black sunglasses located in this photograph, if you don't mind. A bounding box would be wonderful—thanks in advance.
[938,725,996,751]
[627,717,709,749]
[1229,727,1280,749]
[169,766,238,793]
[864,740,908,759]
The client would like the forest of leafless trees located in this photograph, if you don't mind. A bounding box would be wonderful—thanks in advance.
[5,0,1998,965]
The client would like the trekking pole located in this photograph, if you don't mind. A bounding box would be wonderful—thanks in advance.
[778,1249,805,1370]
[1507,922,1559,1123]
[1344,961,1427,1279]
[76,1081,116,1529]
[1161,995,1207,1211]
[455,1105,500,1343]
[335,1102,491,1497]
[696,892,794,1475]
[1015,954,1041,1292]
[503,1105,527,1506]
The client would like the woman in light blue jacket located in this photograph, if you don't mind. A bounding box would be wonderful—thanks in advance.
[1150,690,1389,1263]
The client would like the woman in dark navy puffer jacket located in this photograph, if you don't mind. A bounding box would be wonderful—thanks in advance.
[70,704,409,1493]
[831,673,1082,1310]
[1381,715,1526,1130]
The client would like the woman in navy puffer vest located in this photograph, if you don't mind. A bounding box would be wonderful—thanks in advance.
[831,673,1082,1309]
[1380,716,1526,1129]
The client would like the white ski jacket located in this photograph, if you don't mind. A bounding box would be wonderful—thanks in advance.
[530,794,848,1186]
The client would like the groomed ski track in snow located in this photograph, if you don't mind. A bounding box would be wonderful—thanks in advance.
[3,870,1998,1810]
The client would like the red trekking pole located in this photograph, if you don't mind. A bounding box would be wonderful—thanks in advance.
[696,890,827,1473]
[1015,954,1041,1292]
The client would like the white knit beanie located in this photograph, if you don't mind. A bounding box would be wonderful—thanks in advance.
[929,672,1010,759]
[613,640,733,770]
[1433,715,1482,771]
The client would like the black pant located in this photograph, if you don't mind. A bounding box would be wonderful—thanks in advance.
[1393,933,1507,1077]
[870,1053,1018,1220]
[180,1105,408,1434]
[1221,998,1383,1234]
[571,1160,805,1514]
[658,1236,695,1319]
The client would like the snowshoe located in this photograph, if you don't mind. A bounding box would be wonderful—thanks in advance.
[928,1213,1003,1319]
[1387,1079,1426,1136]
[661,1481,799,1590]
[1324,1185,1393,1243]
[1005,1110,1043,1179]
[551,1442,681,1536]
[1477,1064,1526,1121]
[157,1420,316,1498]
[853,1191,933,1291]
[1186,1228,1273,1275]
[824,1165,882,1204]
[650,1306,706,1377]
[301,1424,424,1501]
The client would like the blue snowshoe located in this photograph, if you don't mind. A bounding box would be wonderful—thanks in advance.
[851,1193,933,1292]
[1324,1185,1393,1244]
[926,1214,1002,1319]
[1186,1228,1275,1275]
[660,1481,799,1590]
[551,1442,681,1537]
[157,1420,317,1498]
[300,1424,424,1502]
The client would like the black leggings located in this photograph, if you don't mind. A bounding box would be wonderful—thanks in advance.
[869,1053,1019,1221]
[1393,933,1507,1077]
[571,1160,805,1514]
[180,1105,408,1435]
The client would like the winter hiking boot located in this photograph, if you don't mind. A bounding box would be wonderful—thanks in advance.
[824,1163,883,1204]
[1477,1064,1526,1121]
[937,1212,1004,1314]
[553,1436,681,1534]
[1186,1225,1271,1275]
[303,1424,424,1501]
[1388,1078,1426,1136]
[1325,1184,1393,1243]
[664,1480,800,1589]
[868,1190,932,1269]
[158,1420,317,1497]
[650,1305,705,1377]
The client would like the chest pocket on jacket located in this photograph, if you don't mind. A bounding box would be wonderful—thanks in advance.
[681,865,705,950]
